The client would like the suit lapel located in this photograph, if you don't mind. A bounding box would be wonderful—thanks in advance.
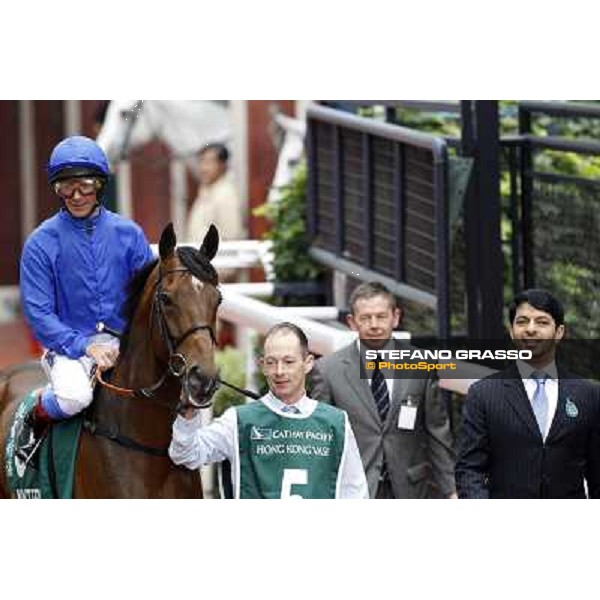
[546,369,579,443]
[547,388,567,443]
[503,364,541,439]
[342,345,381,424]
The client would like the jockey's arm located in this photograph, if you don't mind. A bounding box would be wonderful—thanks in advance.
[20,237,89,359]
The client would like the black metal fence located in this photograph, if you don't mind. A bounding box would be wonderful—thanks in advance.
[306,101,600,349]
[516,102,600,340]
[306,104,451,338]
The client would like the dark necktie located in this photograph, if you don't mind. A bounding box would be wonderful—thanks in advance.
[371,363,390,423]
[371,363,391,484]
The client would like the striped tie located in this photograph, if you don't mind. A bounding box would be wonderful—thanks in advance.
[371,363,390,423]
[371,363,391,484]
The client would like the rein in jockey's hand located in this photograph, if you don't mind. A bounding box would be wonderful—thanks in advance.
[86,343,119,371]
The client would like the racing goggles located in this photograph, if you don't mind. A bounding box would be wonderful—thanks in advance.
[54,177,101,199]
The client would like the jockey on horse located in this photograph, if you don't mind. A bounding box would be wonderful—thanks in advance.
[15,135,154,463]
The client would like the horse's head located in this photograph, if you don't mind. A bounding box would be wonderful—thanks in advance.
[96,100,231,165]
[267,112,306,203]
[153,222,222,407]
[96,100,152,165]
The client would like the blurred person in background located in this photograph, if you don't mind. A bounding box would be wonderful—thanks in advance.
[186,143,245,260]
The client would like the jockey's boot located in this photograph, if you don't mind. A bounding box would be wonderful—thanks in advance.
[15,393,52,466]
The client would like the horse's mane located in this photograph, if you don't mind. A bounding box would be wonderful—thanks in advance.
[119,258,159,354]
[119,247,219,355]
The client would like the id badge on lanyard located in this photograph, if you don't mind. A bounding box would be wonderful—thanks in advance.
[398,395,417,430]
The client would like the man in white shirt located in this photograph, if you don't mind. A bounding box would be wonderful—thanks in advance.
[169,322,368,499]
[186,143,244,347]
[186,143,245,249]
[456,288,600,498]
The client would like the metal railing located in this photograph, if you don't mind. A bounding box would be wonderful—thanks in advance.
[306,103,451,338]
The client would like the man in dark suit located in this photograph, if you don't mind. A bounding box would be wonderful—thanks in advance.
[311,282,456,499]
[456,288,600,498]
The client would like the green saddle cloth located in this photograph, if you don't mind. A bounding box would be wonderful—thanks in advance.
[4,391,83,499]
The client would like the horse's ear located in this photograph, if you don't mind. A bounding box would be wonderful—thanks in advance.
[199,224,219,261]
[159,223,177,260]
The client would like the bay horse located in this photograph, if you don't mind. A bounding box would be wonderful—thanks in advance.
[0,223,221,498]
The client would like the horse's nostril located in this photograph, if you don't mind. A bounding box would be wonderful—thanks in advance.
[187,366,215,396]
[187,367,203,389]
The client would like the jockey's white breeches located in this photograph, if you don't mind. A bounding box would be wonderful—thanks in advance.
[41,333,119,418]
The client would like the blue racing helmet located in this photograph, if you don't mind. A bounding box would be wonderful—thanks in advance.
[47,135,110,185]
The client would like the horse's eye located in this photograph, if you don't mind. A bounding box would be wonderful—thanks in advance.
[160,292,174,307]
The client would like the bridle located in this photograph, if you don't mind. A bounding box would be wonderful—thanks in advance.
[153,266,220,410]
[95,266,220,411]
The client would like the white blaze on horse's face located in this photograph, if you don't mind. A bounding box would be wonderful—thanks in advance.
[267,113,306,204]
[96,100,231,165]
[192,277,205,293]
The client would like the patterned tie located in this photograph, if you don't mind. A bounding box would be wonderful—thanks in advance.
[371,363,391,483]
[371,363,390,423]
[282,404,300,415]
[531,371,549,437]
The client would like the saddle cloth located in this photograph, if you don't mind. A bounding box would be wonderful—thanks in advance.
[4,391,83,499]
